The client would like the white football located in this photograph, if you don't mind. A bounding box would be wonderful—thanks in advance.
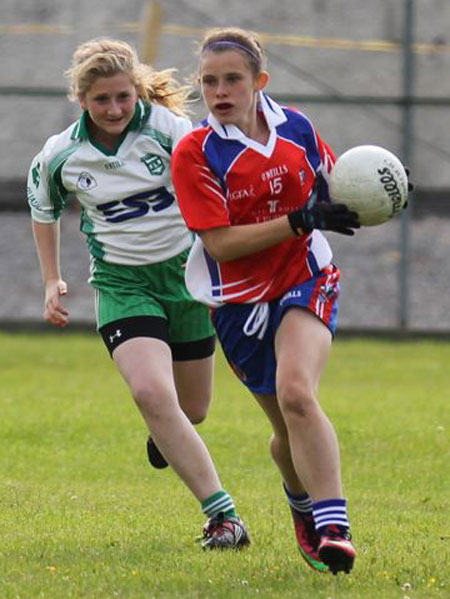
[329,145,409,226]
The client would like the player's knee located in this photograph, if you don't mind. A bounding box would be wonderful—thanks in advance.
[179,392,211,424]
[183,401,210,424]
[186,409,207,425]
[277,377,316,419]
[132,385,172,420]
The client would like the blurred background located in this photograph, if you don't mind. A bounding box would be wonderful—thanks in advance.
[1,0,449,333]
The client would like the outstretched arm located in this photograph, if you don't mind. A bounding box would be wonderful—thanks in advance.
[32,220,69,327]
[199,216,295,262]
[199,199,360,263]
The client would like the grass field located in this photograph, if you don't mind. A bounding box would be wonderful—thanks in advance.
[0,331,449,599]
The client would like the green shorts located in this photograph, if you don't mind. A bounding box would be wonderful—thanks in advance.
[90,250,215,358]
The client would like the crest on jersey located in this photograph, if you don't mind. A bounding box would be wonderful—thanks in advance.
[77,171,98,190]
[318,282,337,304]
[140,153,166,176]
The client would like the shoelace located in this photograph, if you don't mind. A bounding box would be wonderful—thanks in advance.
[201,514,227,537]
[323,525,352,541]
[195,520,220,543]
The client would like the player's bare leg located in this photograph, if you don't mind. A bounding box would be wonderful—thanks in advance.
[274,308,356,573]
[254,391,327,572]
[253,392,304,492]
[113,337,221,500]
[113,337,249,549]
[174,354,214,424]
[146,353,215,469]
[275,308,341,499]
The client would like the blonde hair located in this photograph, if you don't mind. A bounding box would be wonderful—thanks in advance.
[199,27,267,77]
[65,38,191,117]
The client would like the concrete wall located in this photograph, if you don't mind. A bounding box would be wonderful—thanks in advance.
[1,0,449,189]
[1,1,449,332]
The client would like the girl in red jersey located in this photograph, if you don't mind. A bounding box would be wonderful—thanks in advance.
[172,27,360,574]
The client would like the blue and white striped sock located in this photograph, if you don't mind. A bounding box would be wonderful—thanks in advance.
[283,484,313,515]
[312,498,349,533]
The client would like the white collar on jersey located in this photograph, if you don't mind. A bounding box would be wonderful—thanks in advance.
[206,92,287,156]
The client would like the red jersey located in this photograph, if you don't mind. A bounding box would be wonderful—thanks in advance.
[172,93,336,306]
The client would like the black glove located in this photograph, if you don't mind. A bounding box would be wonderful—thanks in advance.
[288,193,360,237]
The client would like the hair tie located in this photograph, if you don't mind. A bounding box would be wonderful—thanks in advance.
[203,40,260,64]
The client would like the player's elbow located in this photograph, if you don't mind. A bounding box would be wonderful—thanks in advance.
[204,244,233,263]
[199,229,237,262]
[204,244,231,262]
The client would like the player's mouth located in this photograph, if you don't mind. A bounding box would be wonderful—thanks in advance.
[214,102,233,113]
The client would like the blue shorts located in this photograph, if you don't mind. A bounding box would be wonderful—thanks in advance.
[211,265,340,394]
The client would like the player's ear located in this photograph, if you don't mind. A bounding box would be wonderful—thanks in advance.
[255,71,269,91]
[78,94,87,110]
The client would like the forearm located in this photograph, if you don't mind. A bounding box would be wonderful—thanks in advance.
[32,220,62,283]
[199,215,296,262]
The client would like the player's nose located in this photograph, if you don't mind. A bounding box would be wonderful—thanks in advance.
[216,80,228,96]
[107,100,122,115]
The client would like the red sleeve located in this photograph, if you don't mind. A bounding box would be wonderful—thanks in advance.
[172,130,231,231]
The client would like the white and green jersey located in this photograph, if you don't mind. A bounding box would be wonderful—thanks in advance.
[27,100,193,265]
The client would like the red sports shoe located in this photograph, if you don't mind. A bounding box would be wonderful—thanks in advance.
[289,508,329,573]
[318,525,356,575]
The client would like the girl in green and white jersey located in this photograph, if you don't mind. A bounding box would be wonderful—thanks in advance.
[27,38,249,549]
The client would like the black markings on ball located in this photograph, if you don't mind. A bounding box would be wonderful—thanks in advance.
[377,167,403,214]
